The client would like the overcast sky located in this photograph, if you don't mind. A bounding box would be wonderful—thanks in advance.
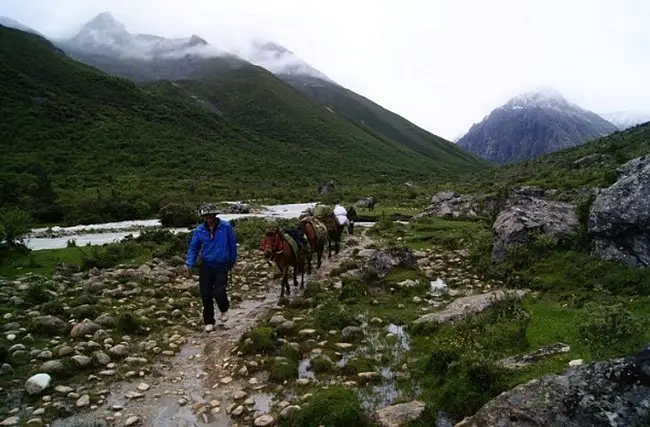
[2,0,649,140]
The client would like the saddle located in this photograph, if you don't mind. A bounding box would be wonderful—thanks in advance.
[302,217,329,242]
[282,227,310,255]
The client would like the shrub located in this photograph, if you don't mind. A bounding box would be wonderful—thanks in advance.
[117,313,148,334]
[578,302,646,360]
[269,358,299,383]
[313,301,358,331]
[158,203,197,228]
[240,327,277,355]
[338,276,368,302]
[280,387,368,427]
[41,300,65,316]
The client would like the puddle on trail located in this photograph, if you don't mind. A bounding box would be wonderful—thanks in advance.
[298,358,316,379]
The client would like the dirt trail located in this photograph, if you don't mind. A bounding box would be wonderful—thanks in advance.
[55,231,371,427]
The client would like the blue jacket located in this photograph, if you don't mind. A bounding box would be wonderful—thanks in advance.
[185,220,238,269]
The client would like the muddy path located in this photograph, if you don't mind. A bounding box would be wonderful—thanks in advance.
[54,232,372,427]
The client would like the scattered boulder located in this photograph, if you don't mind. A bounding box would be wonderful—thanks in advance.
[71,355,92,368]
[226,203,250,214]
[361,247,416,281]
[108,344,129,358]
[33,316,68,332]
[40,360,65,374]
[588,155,650,268]
[464,345,650,426]
[94,313,117,328]
[413,290,528,325]
[414,191,492,220]
[492,197,579,263]
[25,373,51,395]
[253,415,275,426]
[374,400,426,427]
[70,321,101,338]
[500,343,570,369]
[318,181,336,195]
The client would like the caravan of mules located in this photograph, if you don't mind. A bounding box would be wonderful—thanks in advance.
[260,203,362,298]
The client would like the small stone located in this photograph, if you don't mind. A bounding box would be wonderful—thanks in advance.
[248,378,259,386]
[254,415,275,426]
[239,365,249,376]
[220,376,233,384]
[26,418,43,427]
[25,374,51,395]
[125,391,144,399]
[71,355,92,367]
[125,416,141,426]
[40,360,65,374]
[178,398,188,406]
[233,390,247,400]
[280,405,301,419]
[244,398,254,406]
[569,359,584,367]
[298,329,316,336]
[76,394,90,407]
[335,343,354,349]
[0,417,19,426]
[232,406,245,416]
[137,383,150,391]
[412,296,422,303]
[269,314,287,326]
[295,379,310,386]
[210,400,220,408]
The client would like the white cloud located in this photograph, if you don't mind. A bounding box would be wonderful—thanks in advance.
[1,0,649,140]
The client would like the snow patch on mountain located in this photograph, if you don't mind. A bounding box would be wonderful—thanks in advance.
[237,39,334,82]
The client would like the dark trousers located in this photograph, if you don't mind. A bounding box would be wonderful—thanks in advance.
[199,265,229,325]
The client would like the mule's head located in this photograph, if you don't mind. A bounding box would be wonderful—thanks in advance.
[261,228,280,260]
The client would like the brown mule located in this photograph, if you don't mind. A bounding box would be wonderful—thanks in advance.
[260,228,307,298]
[318,213,344,258]
[297,216,328,273]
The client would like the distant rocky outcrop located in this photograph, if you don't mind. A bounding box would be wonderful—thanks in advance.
[492,196,579,263]
[588,156,650,268]
[460,345,650,426]
[318,181,336,195]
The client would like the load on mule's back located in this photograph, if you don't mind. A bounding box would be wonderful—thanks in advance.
[297,215,329,273]
[260,226,309,298]
[311,202,345,257]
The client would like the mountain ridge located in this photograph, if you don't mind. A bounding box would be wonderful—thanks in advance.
[457,90,619,164]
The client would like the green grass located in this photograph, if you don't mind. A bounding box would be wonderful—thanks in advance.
[0,246,84,278]
[0,25,486,226]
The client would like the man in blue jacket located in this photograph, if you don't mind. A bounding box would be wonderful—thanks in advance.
[185,203,238,332]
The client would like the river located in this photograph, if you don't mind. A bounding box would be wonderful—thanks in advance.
[24,202,377,251]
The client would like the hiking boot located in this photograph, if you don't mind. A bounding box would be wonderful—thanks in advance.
[220,312,229,323]
[204,324,214,332]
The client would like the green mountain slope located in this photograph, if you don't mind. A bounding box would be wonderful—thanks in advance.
[280,75,483,167]
[0,26,484,224]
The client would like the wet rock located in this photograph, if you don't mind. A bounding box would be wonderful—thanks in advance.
[413,290,528,325]
[374,400,426,427]
[40,360,65,374]
[76,394,90,407]
[93,351,111,365]
[280,405,301,419]
[254,415,275,426]
[58,346,74,357]
[589,156,650,267]
[125,416,141,426]
[70,321,101,338]
[464,345,650,426]
[108,344,129,358]
[0,417,19,426]
[71,355,92,368]
[25,374,51,395]
[500,343,570,369]
[34,316,67,332]
[492,197,579,263]
[0,363,13,375]
[55,385,74,394]
[269,314,287,326]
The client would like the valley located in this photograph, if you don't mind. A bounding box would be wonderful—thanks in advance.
[1,9,650,427]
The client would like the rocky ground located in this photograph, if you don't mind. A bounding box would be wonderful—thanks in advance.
[2,211,649,427]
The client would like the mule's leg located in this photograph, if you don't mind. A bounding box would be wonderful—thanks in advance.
[293,265,298,287]
[316,245,322,269]
[300,265,305,289]
[280,265,287,298]
[307,249,313,275]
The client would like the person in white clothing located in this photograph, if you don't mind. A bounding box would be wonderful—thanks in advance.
[333,203,349,229]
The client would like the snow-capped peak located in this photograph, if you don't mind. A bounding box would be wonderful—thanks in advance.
[65,11,225,60]
[601,111,650,130]
[505,87,570,110]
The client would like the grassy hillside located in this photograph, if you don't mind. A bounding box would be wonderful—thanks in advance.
[280,75,485,169]
[0,26,484,225]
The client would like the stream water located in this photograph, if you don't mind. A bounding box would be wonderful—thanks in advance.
[24,202,377,251]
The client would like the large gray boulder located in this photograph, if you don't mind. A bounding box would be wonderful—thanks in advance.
[461,345,650,426]
[374,400,426,426]
[360,247,416,281]
[492,197,579,263]
[588,156,650,268]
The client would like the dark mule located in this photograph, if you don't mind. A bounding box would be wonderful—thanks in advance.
[260,228,308,298]
[297,216,328,273]
[346,206,359,235]
[318,213,344,258]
